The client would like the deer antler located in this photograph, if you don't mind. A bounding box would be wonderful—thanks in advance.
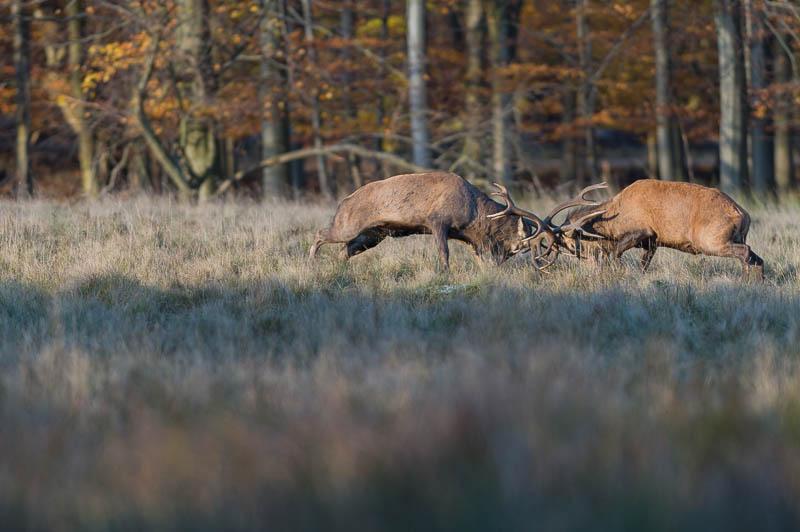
[487,183,551,246]
[526,232,560,271]
[486,182,609,272]
[487,183,555,271]
[487,183,544,235]
[558,209,607,238]
[543,182,608,227]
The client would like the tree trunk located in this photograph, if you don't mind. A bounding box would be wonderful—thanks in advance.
[576,0,597,187]
[340,3,362,190]
[12,0,33,197]
[715,0,748,193]
[407,0,432,167]
[178,0,218,202]
[260,0,289,198]
[651,0,683,181]
[647,129,658,179]
[375,0,390,177]
[460,0,483,180]
[747,3,774,195]
[279,0,303,197]
[486,0,512,186]
[301,0,332,199]
[67,0,97,198]
[563,90,578,184]
[773,37,794,192]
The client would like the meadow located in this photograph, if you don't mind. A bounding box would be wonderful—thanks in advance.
[1,194,800,531]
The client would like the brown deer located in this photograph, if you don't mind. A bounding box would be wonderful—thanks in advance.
[491,179,764,279]
[309,172,537,269]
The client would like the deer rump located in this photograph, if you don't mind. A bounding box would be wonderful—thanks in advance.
[309,172,530,269]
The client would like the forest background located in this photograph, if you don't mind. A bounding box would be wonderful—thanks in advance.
[2,0,799,202]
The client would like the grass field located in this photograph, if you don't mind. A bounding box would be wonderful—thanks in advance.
[1,194,800,531]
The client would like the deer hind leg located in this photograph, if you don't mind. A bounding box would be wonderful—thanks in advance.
[342,230,387,260]
[713,243,764,281]
[311,226,372,261]
[309,228,333,260]
[748,249,765,281]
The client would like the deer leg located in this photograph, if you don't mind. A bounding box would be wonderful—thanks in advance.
[732,244,764,281]
[431,223,451,271]
[712,243,764,281]
[468,244,487,270]
[640,239,658,273]
[309,228,332,260]
[613,230,653,267]
[748,249,765,281]
[342,230,387,259]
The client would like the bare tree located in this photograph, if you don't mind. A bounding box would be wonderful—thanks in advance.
[486,0,513,186]
[773,36,794,192]
[67,0,97,198]
[340,2,362,189]
[407,0,431,167]
[651,0,684,181]
[715,0,749,193]
[457,0,483,180]
[576,0,597,186]
[176,0,219,202]
[12,0,33,197]
[746,0,774,194]
[301,0,332,199]
[260,0,289,198]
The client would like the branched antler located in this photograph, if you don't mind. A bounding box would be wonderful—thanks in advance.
[486,182,610,271]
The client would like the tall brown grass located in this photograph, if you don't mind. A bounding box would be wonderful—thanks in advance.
[0,195,799,530]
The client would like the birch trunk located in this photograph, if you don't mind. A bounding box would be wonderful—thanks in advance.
[407,0,432,167]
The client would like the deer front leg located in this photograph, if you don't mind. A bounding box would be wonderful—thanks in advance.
[431,222,451,271]
[613,230,654,267]
[640,239,657,273]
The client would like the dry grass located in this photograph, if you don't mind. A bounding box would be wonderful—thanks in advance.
[1,194,800,531]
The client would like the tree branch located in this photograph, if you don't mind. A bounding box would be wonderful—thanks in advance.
[590,9,651,85]
[133,36,193,195]
[213,143,434,199]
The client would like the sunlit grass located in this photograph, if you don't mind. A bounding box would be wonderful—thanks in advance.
[0,195,799,530]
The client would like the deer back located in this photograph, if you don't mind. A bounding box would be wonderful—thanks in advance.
[595,180,749,246]
[333,172,482,230]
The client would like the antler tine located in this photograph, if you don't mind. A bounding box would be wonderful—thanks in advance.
[527,232,560,272]
[558,209,607,237]
[486,183,547,232]
[486,183,517,219]
[543,181,609,226]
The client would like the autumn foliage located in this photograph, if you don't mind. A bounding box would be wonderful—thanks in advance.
[1,0,799,199]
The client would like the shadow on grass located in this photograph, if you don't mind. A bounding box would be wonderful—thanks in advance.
[0,272,795,361]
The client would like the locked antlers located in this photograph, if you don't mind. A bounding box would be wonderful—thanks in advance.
[488,182,609,270]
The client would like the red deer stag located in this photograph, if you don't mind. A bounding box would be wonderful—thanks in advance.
[492,179,764,279]
[309,172,538,270]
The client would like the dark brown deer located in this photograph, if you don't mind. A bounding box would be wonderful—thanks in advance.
[492,179,764,279]
[309,172,536,269]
